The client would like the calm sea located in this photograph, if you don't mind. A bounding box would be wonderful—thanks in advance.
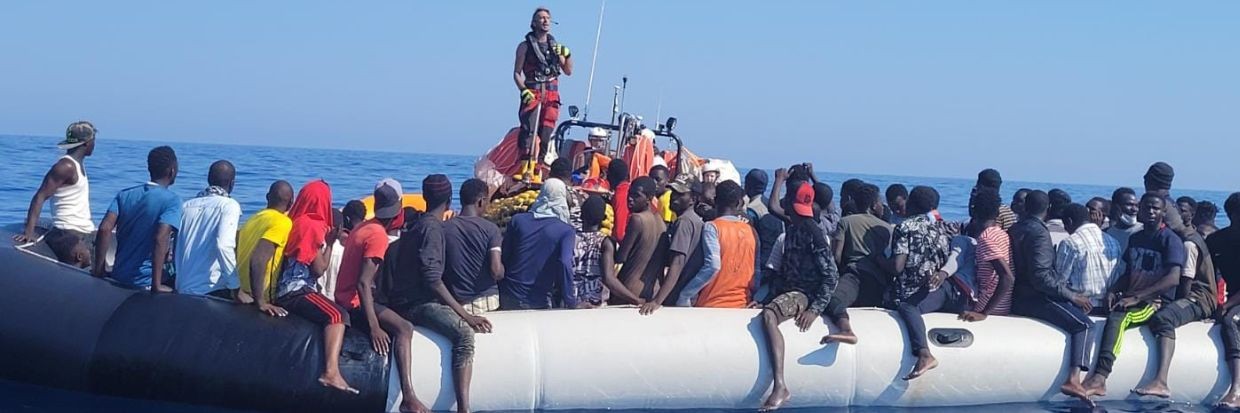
[0,134,1230,412]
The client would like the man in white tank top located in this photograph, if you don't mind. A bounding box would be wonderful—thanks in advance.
[13,121,97,268]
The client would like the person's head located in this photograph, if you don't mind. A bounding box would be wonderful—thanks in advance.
[342,200,366,230]
[549,158,573,182]
[587,127,608,149]
[1022,190,1050,220]
[329,208,345,244]
[885,184,908,217]
[289,179,333,223]
[607,158,630,188]
[530,7,552,33]
[789,182,815,221]
[1143,162,1175,194]
[976,168,1002,191]
[147,145,178,185]
[422,174,453,213]
[1086,197,1108,227]
[906,186,939,216]
[649,165,671,195]
[1195,201,1219,227]
[581,195,607,229]
[853,183,882,217]
[744,169,769,199]
[48,232,92,268]
[1138,192,1166,229]
[713,180,745,214]
[1011,188,1031,217]
[970,186,1002,223]
[207,160,236,193]
[460,178,490,212]
[1062,203,1092,234]
[1111,187,1139,221]
[61,121,97,157]
[1225,193,1240,224]
[839,178,865,215]
[1176,196,1197,226]
[628,176,657,212]
[667,175,701,215]
[372,179,404,226]
[813,182,834,211]
[1047,189,1072,220]
[266,180,294,213]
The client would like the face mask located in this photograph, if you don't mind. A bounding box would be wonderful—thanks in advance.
[1119,213,1139,227]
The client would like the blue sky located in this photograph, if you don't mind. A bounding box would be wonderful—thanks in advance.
[2,1,1237,190]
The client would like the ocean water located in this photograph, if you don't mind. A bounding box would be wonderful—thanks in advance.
[0,134,1233,413]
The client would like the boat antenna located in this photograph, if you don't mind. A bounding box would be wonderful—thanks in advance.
[610,84,621,126]
[618,76,628,122]
[654,87,663,131]
[582,0,606,121]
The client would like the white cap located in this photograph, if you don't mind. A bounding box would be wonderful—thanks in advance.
[588,127,608,138]
[639,128,655,139]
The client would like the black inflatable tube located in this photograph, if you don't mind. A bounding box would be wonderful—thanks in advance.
[0,227,389,412]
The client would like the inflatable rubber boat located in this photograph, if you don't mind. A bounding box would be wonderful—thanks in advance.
[0,224,1230,412]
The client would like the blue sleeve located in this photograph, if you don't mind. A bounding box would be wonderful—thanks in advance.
[107,194,120,215]
[159,194,183,230]
[558,226,579,309]
[678,222,720,306]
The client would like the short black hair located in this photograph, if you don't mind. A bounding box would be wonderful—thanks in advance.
[550,158,573,180]
[607,159,630,187]
[1225,193,1240,221]
[1087,196,1108,208]
[1140,191,1165,206]
[649,164,670,178]
[853,184,880,213]
[207,160,235,188]
[460,178,490,205]
[714,180,745,210]
[1024,190,1050,216]
[1195,201,1218,226]
[1176,196,1197,207]
[1111,187,1137,204]
[631,176,657,198]
[971,186,1002,221]
[813,182,834,210]
[907,186,939,215]
[885,184,908,203]
[581,195,607,227]
[1047,189,1072,219]
[343,200,366,229]
[147,146,177,180]
[1063,203,1090,229]
[977,168,1002,190]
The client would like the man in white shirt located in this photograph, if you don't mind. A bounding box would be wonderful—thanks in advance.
[175,160,242,298]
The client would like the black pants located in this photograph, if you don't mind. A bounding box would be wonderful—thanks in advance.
[1221,306,1240,361]
[892,284,966,355]
[1094,300,1205,376]
[824,270,885,320]
[1013,293,1093,371]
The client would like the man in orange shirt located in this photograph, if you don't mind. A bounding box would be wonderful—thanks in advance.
[677,181,760,307]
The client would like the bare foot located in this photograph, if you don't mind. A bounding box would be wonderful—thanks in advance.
[318,375,360,395]
[1082,374,1107,397]
[1060,382,1092,405]
[759,386,790,412]
[820,332,858,345]
[1219,390,1240,409]
[400,397,430,413]
[903,355,938,380]
[1132,381,1172,398]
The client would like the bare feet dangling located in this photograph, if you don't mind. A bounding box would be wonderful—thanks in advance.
[759,386,791,412]
[903,355,938,380]
[820,332,858,345]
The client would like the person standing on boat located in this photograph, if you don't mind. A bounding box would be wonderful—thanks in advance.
[1008,197,1096,401]
[615,177,668,302]
[442,179,506,315]
[174,160,242,299]
[513,7,573,182]
[678,181,759,308]
[93,146,181,292]
[755,180,840,411]
[14,121,98,268]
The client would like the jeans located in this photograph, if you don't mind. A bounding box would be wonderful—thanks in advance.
[892,284,966,355]
[399,302,475,369]
[1013,292,1093,371]
[1221,306,1240,361]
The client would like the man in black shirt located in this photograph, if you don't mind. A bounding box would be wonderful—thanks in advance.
[1211,193,1240,408]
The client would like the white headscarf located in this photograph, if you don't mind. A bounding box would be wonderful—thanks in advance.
[530,178,571,224]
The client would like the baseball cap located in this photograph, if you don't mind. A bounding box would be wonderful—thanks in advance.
[588,127,608,139]
[58,121,96,150]
[667,174,701,194]
[793,182,815,218]
[373,178,403,219]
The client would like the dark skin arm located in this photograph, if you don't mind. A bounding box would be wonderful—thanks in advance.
[149,224,174,293]
[1116,266,1182,308]
[641,249,685,314]
[513,43,528,91]
[767,168,789,222]
[248,240,286,316]
[489,249,505,282]
[15,159,76,243]
[961,259,1014,321]
[92,212,117,277]
[599,238,641,306]
[358,258,390,355]
[615,214,641,263]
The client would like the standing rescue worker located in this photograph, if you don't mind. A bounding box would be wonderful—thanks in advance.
[514,7,573,183]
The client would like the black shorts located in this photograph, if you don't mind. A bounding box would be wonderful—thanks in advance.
[44,227,90,266]
[277,291,350,327]
[345,302,390,333]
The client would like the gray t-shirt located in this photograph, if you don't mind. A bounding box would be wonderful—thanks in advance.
[664,209,705,305]
[833,213,893,278]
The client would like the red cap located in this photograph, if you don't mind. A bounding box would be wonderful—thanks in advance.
[793,183,815,217]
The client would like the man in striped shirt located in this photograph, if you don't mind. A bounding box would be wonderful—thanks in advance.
[1056,204,1123,312]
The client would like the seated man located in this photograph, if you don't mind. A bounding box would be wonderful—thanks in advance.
[443,179,505,314]
[756,180,839,411]
[175,160,242,298]
[237,181,294,308]
[14,121,98,267]
[960,187,1015,321]
[1083,193,1210,398]
[500,180,583,310]
[93,146,181,292]
[1211,193,1240,408]
[1056,202,1123,312]
[826,183,892,343]
[678,181,759,308]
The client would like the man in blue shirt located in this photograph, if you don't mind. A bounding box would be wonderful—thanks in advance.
[93,146,182,292]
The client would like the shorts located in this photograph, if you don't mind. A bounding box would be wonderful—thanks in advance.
[278,291,350,327]
[44,227,90,266]
[764,291,809,322]
[346,302,389,332]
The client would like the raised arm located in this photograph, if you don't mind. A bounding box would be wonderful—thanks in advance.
[15,160,75,243]
[767,168,789,222]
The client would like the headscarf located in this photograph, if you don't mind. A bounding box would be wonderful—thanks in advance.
[285,179,334,264]
[530,178,571,224]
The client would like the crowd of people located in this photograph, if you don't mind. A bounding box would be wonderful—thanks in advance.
[16,121,1240,412]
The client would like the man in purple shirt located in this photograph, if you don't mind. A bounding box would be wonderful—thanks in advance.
[500,182,579,310]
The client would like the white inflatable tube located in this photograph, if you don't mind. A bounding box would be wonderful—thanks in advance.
[388,307,1227,411]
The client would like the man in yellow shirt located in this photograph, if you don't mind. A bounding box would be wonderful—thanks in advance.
[237,181,295,316]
